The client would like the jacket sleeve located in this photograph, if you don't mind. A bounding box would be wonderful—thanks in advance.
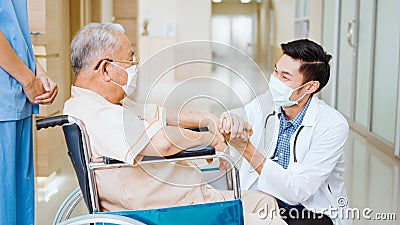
[257,120,349,205]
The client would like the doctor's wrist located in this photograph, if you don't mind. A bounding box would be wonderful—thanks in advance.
[229,136,249,154]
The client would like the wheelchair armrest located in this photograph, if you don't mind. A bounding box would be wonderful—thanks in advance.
[187,127,209,132]
[103,157,124,164]
[36,115,70,130]
[166,145,215,159]
[103,145,215,164]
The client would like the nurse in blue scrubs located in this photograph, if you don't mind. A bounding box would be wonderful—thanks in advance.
[0,1,58,224]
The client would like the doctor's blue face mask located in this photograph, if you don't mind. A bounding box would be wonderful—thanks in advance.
[268,75,311,107]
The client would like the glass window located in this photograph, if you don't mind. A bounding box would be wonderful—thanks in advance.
[370,0,400,144]
[295,0,310,18]
[294,20,309,38]
[294,0,310,38]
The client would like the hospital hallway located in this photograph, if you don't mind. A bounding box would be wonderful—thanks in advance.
[15,0,399,224]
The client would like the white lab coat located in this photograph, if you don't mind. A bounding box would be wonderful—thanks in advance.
[234,91,352,225]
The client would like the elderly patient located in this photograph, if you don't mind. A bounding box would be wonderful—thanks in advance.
[64,23,286,225]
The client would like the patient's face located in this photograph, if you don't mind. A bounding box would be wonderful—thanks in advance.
[106,33,135,100]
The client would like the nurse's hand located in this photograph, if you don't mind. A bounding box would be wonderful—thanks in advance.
[22,76,45,104]
[218,112,252,141]
[34,73,58,104]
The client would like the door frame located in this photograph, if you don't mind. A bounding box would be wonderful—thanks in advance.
[325,0,340,108]
[349,0,359,122]
[333,0,340,108]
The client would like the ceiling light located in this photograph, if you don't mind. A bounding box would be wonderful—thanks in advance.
[240,0,251,3]
[212,0,222,3]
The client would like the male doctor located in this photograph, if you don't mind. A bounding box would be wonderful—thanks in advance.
[219,39,351,225]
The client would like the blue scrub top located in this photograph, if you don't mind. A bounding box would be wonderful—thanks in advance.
[0,0,39,121]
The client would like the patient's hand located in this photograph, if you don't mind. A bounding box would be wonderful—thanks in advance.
[208,136,230,171]
[201,114,225,142]
[218,112,253,141]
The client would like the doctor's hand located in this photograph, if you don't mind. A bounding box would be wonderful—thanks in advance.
[225,133,250,155]
[218,112,253,141]
[34,73,58,104]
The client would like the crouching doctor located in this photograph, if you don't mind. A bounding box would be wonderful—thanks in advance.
[219,39,351,225]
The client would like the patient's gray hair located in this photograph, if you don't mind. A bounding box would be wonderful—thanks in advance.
[71,23,125,76]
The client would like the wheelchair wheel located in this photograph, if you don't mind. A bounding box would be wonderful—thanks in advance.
[55,214,145,225]
[53,187,89,225]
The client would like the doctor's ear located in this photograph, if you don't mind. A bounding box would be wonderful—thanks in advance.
[307,81,320,94]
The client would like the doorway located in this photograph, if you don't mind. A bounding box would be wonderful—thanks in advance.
[211,14,255,59]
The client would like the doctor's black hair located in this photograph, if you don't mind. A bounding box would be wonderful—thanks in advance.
[281,39,332,93]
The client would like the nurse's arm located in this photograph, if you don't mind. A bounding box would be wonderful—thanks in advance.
[0,31,44,103]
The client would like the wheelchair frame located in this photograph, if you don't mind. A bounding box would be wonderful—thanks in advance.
[36,115,243,224]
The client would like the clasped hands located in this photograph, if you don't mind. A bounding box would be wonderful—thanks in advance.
[218,112,252,153]
[204,112,252,170]
[22,61,58,105]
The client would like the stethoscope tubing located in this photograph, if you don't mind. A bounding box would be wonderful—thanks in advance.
[248,110,304,173]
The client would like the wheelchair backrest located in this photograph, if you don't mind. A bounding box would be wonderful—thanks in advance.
[62,124,93,213]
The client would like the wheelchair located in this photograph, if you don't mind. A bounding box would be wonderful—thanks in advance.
[36,115,244,225]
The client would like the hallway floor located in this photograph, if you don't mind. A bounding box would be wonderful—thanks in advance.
[343,131,400,224]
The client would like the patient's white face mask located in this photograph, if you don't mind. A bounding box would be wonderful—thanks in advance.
[269,75,311,107]
[109,62,137,96]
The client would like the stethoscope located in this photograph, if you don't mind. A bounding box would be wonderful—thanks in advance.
[248,110,304,173]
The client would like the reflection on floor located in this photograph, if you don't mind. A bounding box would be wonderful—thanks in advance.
[35,145,78,225]
[344,131,400,225]
[35,129,400,225]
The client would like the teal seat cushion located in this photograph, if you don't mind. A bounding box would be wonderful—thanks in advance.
[95,199,244,225]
